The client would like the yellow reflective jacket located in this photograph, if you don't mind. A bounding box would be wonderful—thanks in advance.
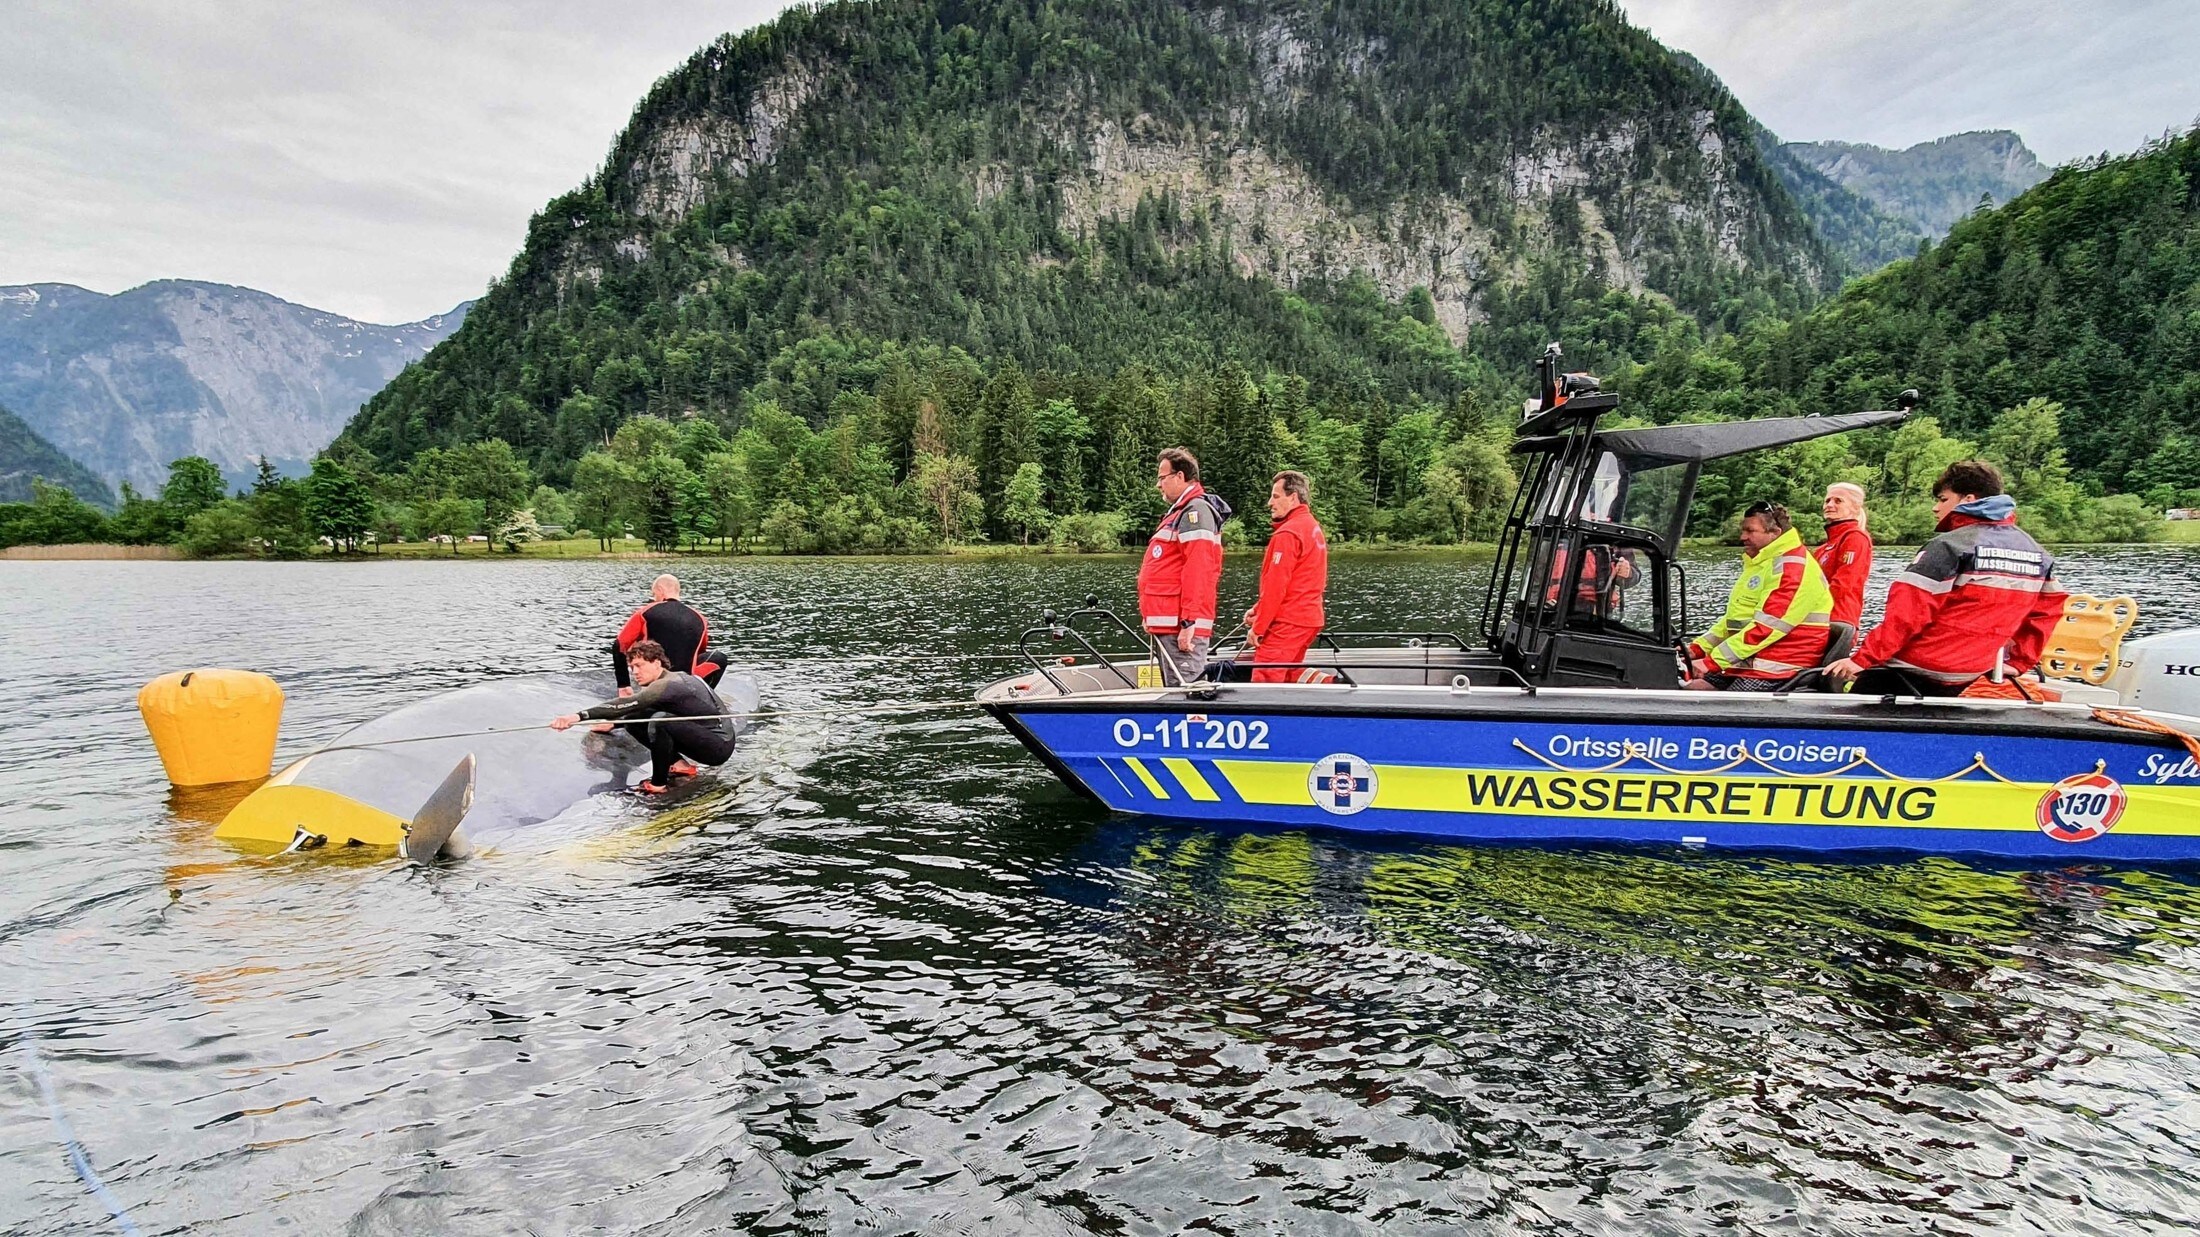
[1692,527,1834,678]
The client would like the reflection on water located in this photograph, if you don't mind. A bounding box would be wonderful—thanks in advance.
[3,549,2200,1233]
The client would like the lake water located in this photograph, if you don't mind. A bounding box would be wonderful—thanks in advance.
[5,547,2200,1234]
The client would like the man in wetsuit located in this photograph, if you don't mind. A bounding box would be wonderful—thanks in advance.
[612,574,727,689]
[551,640,734,795]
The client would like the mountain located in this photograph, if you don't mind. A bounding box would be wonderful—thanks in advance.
[1627,125,2200,495]
[1782,130,2049,241]
[0,281,470,490]
[0,401,113,507]
[341,0,1837,480]
[1761,144,1929,274]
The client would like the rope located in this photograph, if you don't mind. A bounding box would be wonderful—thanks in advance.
[13,1015,144,1235]
[1510,738,2018,784]
[295,682,1207,757]
[2091,707,2200,763]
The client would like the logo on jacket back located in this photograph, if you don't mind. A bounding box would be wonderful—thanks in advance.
[2035,769,2127,843]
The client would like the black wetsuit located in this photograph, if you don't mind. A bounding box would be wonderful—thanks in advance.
[612,599,727,688]
[577,671,735,784]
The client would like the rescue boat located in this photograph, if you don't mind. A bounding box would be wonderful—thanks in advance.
[978,347,2200,862]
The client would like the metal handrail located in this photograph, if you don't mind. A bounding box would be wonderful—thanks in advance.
[1015,599,1147,691]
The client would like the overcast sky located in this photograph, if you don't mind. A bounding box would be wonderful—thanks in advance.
[6,1,2196,325]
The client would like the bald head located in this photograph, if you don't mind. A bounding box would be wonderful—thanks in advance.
[651,574,682,601]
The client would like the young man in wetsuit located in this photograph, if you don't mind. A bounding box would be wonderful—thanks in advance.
[611,574,728,689]
[552,640,735,794]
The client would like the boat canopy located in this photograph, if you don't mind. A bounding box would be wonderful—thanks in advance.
[1562,408,1910,465]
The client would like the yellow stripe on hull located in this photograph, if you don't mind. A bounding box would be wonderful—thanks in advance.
[1212,759,2200,836]
[1159,758,1221,801]
[1122,757,1170,799]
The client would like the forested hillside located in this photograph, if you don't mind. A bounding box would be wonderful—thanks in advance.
[0,402,112,506]
[1583,126,2200,542]
[331,0,1834,550]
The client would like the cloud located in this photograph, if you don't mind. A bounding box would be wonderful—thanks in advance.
[1617,0,2200,162]
[0,0,796,323]
[5,1,2194,322]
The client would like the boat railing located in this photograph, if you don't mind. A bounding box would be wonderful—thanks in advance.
[1014,597,1146,693]
[1313,630,1470,650]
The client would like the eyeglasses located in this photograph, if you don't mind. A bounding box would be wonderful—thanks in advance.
[1743,501,1786,519]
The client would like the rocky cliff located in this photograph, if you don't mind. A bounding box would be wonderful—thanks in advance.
[344,0,1837,474]
[0,281,468,490]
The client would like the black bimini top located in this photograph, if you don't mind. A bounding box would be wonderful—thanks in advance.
[1516,408,1910,464]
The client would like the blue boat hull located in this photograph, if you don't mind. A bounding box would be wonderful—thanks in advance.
[994,698,2200,862]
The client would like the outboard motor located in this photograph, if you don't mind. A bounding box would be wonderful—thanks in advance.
[2108,629,2200,716]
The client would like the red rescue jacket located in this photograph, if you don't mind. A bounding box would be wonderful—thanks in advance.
[1852,498,2065,684]
[1137,483,1226,635]
[1250,502,1328,641]
[1814,518,1873,628]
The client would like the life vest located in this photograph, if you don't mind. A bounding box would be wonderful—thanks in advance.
[1690,527,1834,679]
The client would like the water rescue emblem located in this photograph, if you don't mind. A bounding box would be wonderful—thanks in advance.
[1309,754,1376,815]
[2035,769,2127,843]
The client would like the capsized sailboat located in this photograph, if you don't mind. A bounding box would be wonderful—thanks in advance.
[214,671,760,855]
[978,348,2200,861]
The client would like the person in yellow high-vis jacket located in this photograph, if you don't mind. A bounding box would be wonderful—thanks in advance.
[1683,501,1834,691]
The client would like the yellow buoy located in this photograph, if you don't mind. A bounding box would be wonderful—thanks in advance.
[138,669,284,787]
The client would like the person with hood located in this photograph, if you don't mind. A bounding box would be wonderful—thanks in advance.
[1138,448,1230,686]
[1814,482,1873,629]
[1681,501,1834,691]
[1827,460,2065,697]
[1242,470,1331,683]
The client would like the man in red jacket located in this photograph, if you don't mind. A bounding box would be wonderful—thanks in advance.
[1138,448,1229,685]
[1243,470,1331,683]
[1827,461,2065,697]
[1814,481,1873,628]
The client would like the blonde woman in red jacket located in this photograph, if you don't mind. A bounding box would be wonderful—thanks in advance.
[1814,482,1873,629]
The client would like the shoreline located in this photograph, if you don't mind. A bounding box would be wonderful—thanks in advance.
[7,532,2197,562]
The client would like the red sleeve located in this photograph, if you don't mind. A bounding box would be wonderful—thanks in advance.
[695,608,711,661]
[1250,531,1301,639]
[616,607,649,652]
[2005,573,2067,674]
[1854,539,1956,669]
[1180,535,1221,633]
[1853,578,1937,668]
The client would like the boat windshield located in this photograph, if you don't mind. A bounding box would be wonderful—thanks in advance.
[1593,450,1690,542]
